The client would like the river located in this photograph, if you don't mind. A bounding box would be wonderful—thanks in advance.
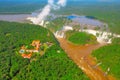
[57,38,115,80]
[0,14,31,23]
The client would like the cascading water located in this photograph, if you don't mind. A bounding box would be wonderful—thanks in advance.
[55,26,120,44]
[54,31,65,38]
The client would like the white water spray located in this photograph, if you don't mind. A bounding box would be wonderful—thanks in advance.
[57,0,66,7]
[54,26,120,44]
[27,0,67,26]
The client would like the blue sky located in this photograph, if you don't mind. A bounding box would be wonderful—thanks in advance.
[0,0,119,3]
[71,0,117,1]
[0,0,119,1]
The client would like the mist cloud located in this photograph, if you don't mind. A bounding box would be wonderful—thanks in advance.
[28,0,67,26]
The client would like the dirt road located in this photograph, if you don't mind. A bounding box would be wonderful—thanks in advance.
[58,38,115,80]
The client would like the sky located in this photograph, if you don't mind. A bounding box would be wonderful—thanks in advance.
[0,0,119,3]
[69,0,119,2]
[0,0,119,1]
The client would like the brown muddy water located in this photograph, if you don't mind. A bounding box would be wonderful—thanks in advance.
[58,38,115,80]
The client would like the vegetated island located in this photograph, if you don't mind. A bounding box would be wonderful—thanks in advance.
[66,31,97,45]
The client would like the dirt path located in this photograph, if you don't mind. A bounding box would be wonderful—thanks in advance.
[58,38,115,80]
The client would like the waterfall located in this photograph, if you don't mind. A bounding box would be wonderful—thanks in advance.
[54,31,65,38]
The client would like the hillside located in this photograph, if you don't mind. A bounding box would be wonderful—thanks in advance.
[0,21,89,80]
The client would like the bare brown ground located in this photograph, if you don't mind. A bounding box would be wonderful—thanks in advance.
[58,38,115,80]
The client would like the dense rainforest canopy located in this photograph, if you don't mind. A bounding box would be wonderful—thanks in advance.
[92,44,120,80]
[0,21,89,80]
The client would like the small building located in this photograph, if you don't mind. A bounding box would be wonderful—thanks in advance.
[19,40,41,59]
[21,53,32,59]
[31,40,41,51]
